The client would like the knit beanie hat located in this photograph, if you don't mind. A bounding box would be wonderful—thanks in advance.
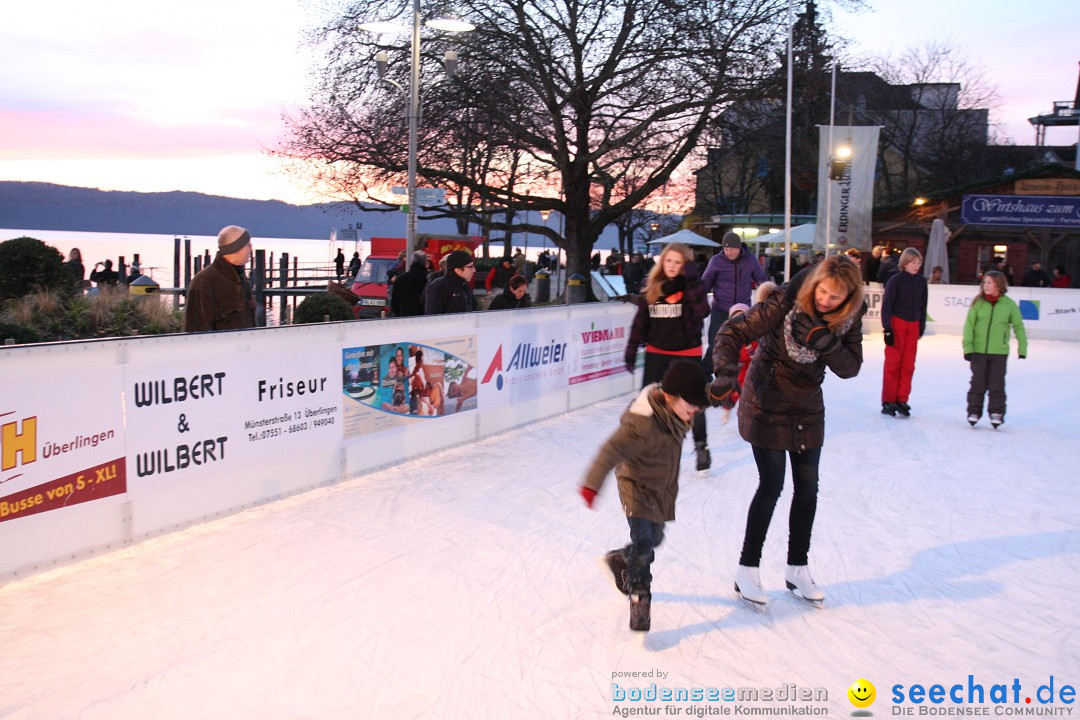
[660,358,709,408]
[722,232,741,249]
[445,250,474,274]
[729,302,750,317]
[218,226,251,255]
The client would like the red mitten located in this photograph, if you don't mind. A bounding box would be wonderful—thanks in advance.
[580,486,597,509]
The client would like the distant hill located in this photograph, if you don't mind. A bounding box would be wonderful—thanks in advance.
[0,180,626,248]
[0,182,393,239]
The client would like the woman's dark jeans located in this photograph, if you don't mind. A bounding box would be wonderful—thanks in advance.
[739,445,822,567]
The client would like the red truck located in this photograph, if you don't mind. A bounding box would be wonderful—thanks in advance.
[350,234,482,318]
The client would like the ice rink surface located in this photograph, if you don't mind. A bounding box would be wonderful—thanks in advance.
[2,333,1078,719]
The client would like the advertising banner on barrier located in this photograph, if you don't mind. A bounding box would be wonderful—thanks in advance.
[478,318,570,406]
[1,368,127,524]
[124,347,341,495]
[568,316,631,385]
[341,335,478,438]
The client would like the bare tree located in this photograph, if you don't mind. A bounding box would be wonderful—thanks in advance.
[280,0,789,283]
[867,42,999,202]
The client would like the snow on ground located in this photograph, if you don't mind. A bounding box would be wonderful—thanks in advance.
[1,333,1078,719]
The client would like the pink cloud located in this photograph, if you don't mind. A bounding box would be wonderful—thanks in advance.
[0,107,287,160]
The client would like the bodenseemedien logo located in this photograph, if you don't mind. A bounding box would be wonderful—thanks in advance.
[848,678,876,716]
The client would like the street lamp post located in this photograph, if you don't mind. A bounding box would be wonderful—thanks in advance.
[363,6,473,251]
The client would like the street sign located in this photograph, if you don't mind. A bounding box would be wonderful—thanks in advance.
[391,186,446,200]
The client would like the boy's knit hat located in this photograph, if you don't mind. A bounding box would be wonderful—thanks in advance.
[660,359,709,408]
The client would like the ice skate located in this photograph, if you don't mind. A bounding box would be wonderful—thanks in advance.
[881,402,897,417]
[990,413,1004,429]
[967,414,979,426]
[600,550,629,595]
[785,565,825,608]
[896,402,911,417]
[629,591,651,632]
[734,565,767,611]
[694,441,712,472]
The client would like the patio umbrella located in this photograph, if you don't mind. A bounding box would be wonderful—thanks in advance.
[924,219,950,283]
[645,228,721,247]
[754,223,817,246]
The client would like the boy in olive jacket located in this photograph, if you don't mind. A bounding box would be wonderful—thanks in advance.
[579,359,709,630]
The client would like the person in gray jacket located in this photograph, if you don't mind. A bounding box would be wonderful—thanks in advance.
[700,232,766,375]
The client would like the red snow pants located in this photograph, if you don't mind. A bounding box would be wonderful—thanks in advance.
[881,317,921,404]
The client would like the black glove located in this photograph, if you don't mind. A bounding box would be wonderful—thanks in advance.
[625,348,637,373]
[660,275,686,296]
[964,353,973,362]
[708,373,739,409]
[791,312,839,354]
[883,330,894,346]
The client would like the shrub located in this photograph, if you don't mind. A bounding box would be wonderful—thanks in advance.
[0,237,71,303]
[293,292,354,324]
[0,287,182,342]
[0,322,41,345]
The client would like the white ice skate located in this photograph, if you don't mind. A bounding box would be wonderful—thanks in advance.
[989,413,1004,429]
[734,565,767,611]
[785,565,825,608]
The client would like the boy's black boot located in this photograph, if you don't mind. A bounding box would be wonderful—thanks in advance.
[695,441,712,471]
[881,402,897,416]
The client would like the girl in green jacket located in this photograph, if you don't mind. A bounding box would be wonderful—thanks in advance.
[962,271,1028,428]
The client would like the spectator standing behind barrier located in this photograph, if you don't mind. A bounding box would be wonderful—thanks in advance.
[347,252,361,280]
[962,270,1027,429]
[700,231,766,376]
[865,246,884,285]
[423,250,476,315]
[928,266,944,284]
[623,253,646,295]
[1051,265,1072,288]
[485,256,516,294]
[182,226,256,332]
[880,248,928,418]
[487,274,532,310]
[334,249,345,281]
[65,248,85,291]
[1022,261,1050,288]
[876,249,900,285]
[390,251,429,317]
[125,262,143,285]
[89,259,119,287]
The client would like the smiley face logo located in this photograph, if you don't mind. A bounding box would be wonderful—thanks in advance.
[848,678,876,708]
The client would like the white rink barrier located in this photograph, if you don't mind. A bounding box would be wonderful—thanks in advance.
[3,285,1078,583]
[859,284,1080,340]
[0,303,637,583]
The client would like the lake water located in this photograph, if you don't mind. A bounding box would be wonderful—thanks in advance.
[2,228,570,326]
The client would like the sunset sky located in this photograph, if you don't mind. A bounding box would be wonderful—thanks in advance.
[1,0,1076,206]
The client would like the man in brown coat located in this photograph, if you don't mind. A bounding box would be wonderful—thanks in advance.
[182,226,256,332]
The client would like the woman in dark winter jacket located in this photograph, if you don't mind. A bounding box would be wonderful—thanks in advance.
[487,274,532,310]
[709,255,866,607]
[880,248,928,417]
[624,242,712,469]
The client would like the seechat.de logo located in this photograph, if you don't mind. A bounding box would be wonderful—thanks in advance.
[848,678,876,716]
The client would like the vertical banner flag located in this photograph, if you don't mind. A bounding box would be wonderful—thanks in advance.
[814,125,880,252]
